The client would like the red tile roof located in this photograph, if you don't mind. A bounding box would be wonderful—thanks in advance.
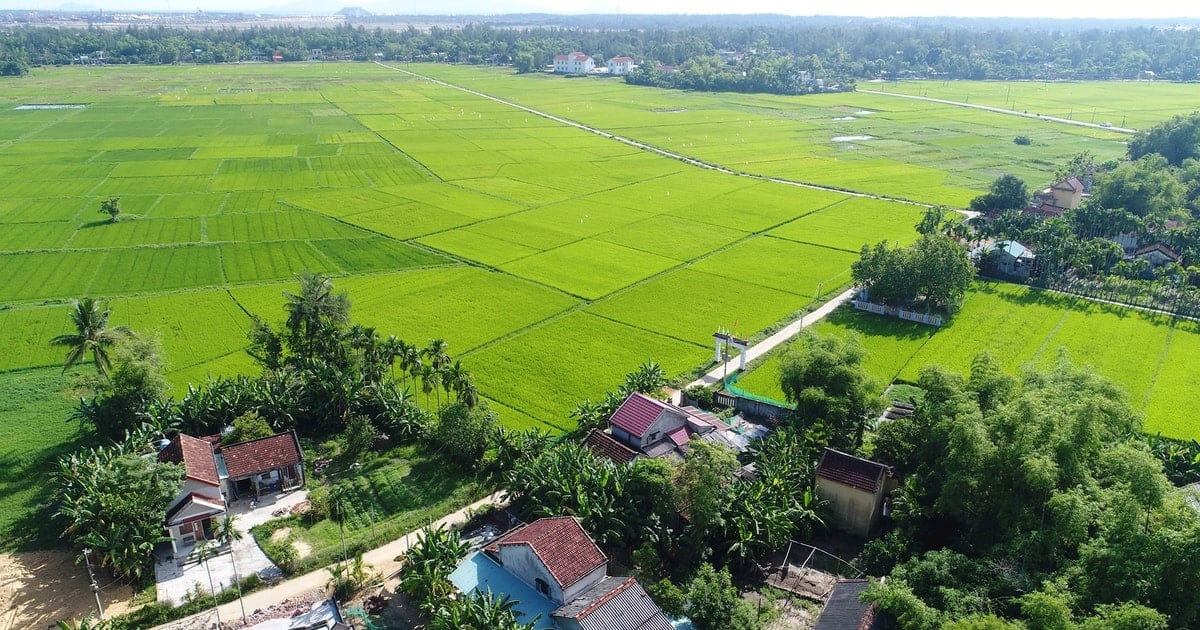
[585,430,638,464]
[554,54,568,61]
[609,393,669,438]
[1135,242,1181,261]
[667,425,689,446]
[570,52,590,62]
[609,56,634,63]
[159,434,219,486]
[489,517,607,590]
[817,448,888,494]
[1052,176,1084,192]
[220,431,303,480]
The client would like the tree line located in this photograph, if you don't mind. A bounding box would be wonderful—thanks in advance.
[4,18,1200,85]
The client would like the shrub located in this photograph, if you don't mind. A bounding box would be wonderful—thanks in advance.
[1013,135,1032,145]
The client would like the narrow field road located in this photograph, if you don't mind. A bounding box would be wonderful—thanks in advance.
[152,491,506,630]
[687,287,858,391]
[375,62,933,210]
[856,89,1138,134]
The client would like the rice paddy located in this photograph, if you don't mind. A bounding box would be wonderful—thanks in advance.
[1,62,1197,438]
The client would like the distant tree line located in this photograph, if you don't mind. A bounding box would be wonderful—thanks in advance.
[4,18,1200,89]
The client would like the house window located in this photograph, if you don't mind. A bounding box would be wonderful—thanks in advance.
[647,431,659,443]
[535,578,550,596]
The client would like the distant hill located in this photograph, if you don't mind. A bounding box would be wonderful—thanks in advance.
[337,5,371,17]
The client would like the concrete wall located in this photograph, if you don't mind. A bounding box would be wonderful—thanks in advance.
[815,478,882,538]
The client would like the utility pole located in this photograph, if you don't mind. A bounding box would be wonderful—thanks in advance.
[82,548,104,619]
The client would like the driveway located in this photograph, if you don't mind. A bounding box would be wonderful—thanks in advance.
[154,491,308,607]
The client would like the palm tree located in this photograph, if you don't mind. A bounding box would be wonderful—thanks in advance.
[49,297,132,382]
[327,485,351,570]
[423,338,451,372]
[214,514,248,624]
[399,340,422,391]
[282,271,350,359]
[194,539,222,628]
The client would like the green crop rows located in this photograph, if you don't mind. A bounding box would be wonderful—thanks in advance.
[1,63,1197,439]
[734,282,1200,439]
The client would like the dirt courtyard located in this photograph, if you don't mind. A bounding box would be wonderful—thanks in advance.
[0,550,136,629]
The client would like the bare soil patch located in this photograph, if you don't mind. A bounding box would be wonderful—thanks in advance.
[0,550,136,628]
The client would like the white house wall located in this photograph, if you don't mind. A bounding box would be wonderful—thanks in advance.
[562,564,608,603]
[498,545,566,604]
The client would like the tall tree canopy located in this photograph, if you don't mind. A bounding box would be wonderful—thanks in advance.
[852,235,974,312]
[778,331,882,450]
[867,353,1200,627]
[970,175,1029,213]
[1128,111,1200,167]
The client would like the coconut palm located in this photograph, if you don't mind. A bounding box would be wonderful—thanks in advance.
[282,271,350,359]
[327,485,351,570]
[49,297,132,382]
[214,514,248,624]
[194,539,222,628]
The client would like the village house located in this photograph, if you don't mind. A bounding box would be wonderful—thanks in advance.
[602,392,766,462]
[972,240,1036,281]
[1134,242,1182,270]
[815,448,895,538]
[1025,176,1087,218]
[553,52,594,74]
[607,56,635,75]
[159,431,305,554]
[449,516,673,630]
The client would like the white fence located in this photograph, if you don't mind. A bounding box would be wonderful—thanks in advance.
[853,300,943,327]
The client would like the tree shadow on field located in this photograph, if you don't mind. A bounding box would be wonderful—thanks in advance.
[823,304,938,343]
[982,279,1179,325]
[77,218,116,229]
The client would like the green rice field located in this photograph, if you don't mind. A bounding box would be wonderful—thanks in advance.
[1,63,1198,443]
[734,282,1200,439]
[409,65,1136,207]
[866,80,1200,130]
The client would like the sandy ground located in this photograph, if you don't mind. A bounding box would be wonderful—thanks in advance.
[0,550,136,629]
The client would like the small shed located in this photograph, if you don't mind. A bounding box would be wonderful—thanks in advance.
[815,449,893,538]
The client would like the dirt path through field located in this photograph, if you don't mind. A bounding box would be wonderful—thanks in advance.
[856,88,1138,134]
[375,62,937,210]
[0,550,136,629]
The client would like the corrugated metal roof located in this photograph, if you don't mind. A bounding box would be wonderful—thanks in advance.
[585,430,639,464]
[813,579,876,630]
[552,575,673,630]
[610,393,669,438]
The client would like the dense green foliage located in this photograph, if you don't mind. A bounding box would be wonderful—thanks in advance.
[1129,111,1200,166]
[866,355,1200,627]
[969,175,1029,213]
[6,17,1200,84]
[778,331,883,450]
[53,425,184,581]
[852,235,975,312]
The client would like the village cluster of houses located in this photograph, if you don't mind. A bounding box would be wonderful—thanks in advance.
[973,175,1184,281]
[157,388,899,628]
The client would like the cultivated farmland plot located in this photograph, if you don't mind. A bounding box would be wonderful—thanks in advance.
[411,65,1137,207]
[735,282,1200,439]
[0,63,1197,438]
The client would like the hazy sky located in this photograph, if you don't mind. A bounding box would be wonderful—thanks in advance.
[6,0,1198,18]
